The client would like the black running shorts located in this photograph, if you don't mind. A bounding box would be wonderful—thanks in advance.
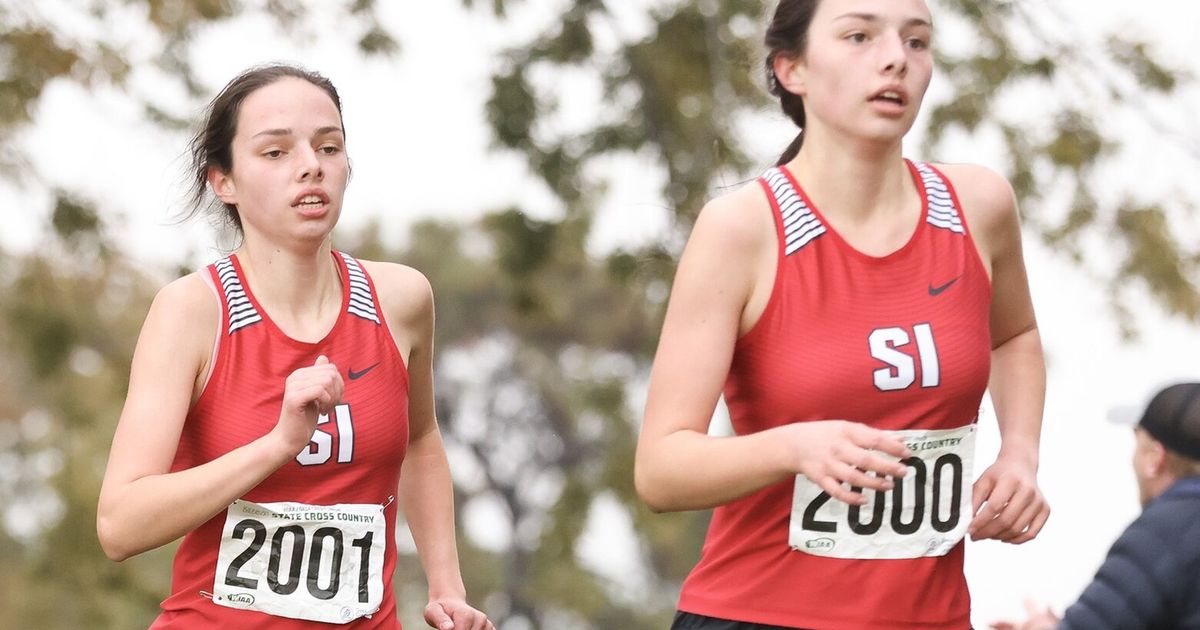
[671,611,809,630]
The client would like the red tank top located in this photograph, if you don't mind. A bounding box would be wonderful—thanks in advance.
[677,161,991,629]
[153,251,408,629]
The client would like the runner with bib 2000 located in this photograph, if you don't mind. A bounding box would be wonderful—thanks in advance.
[97,65,493,630]
[635,1,1049,629]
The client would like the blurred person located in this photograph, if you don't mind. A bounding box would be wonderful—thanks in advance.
[992,382,1200,630]
[96,64,492,630]
[634,0,1049,628]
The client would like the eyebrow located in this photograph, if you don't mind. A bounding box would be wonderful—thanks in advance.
[251,125,344,139]
[834,12,932,28]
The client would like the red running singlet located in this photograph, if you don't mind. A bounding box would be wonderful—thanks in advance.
[152,251,409,629]
[677,161,991,629]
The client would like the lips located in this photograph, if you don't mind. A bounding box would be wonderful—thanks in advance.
[869,86,908,107]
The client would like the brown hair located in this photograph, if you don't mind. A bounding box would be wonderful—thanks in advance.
[764,0,822,166]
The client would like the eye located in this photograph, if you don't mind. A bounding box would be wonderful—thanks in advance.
[846,32,868,44]
[318,144,342,155]
[906,37,929,50]
[263,149,284,159]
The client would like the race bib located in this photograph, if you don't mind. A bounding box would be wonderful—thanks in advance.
[212,499,386,624]
[789,424,976,559]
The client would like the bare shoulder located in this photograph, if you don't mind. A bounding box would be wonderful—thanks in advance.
[926,162,1012,218]
[136,271,218,376]
[357,260,433,327]
[688,178,775,255]
[930,162,1021,258]
[668,178,777,328]
[149,271,219,335]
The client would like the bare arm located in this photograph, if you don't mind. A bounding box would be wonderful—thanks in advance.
[942,163,1049,544]
[635,189,909,513]
[986,179,1046,471]
[96,274,342,561]
[368,262,490,630]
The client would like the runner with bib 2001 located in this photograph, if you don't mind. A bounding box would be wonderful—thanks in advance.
[97,64,493,630]
[635,1,1049,629]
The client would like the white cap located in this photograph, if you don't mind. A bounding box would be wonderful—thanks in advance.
[1107,403,1142,426]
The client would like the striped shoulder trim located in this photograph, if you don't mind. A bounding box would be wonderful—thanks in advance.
[339,252,381,325]
[214,257,262,334]
[916,163,965,234]
[762,167,826,256]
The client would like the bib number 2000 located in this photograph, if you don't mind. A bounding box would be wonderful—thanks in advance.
[212,499,386,624]
[789,425,976,559]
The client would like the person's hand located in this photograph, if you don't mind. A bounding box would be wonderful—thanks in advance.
[781,420,912,505]
[990,599,1059,630]
[970,451,1049,543]
[424,597,495,630]
[274,355,344,453]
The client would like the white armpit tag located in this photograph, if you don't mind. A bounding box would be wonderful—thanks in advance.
[789,424,976,559]
[212,499,386,624]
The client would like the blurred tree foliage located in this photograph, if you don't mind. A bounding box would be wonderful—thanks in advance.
[0,194,166,627]
[924,0,1199,333]
[1,1,1197,629]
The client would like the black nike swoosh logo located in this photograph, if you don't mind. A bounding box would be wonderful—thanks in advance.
[348,362,380,380]
[928,276,960,296]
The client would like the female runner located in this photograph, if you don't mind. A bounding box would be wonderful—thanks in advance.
[636,1,1049,628]
[97,64,493,630]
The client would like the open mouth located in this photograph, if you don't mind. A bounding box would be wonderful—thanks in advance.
[295,194,326,210]
[871,90,906,106]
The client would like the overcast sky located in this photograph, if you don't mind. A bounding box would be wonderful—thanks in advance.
[5,1,1200,626]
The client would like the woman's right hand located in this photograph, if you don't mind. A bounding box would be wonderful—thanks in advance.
[780,420,912,505]
[273,355,345,454]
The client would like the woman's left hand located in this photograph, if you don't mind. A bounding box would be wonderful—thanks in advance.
[424,597,496,630]
[969,452,1049,543]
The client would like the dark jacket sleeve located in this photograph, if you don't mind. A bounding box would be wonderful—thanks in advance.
[1059,492,1200,630]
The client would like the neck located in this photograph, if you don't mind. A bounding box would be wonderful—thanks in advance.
[236,237,340,321]
[1142,473,1181,507]
[786,124,909,222]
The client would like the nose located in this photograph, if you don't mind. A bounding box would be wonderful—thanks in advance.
[296,146,324,181]
[879,31,908,77]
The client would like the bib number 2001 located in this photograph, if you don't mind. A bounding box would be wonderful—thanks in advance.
[789,425,976,559]
[223,520,375,602]
[212,499,386,624]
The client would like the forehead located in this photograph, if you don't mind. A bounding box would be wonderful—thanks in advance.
[813,0,932,25]
[236,77,341,135]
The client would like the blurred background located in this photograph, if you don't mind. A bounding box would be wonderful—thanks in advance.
[1,1,1199,628]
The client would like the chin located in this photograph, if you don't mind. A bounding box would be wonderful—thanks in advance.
[855,129,910,148]
[845,118,916,145]
[294,221,337,244]
[304,207,340,229]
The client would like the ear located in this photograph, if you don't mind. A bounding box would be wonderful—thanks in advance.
[207,166,237,206]
[773,52,807,97]
[1146,439,1169,477]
